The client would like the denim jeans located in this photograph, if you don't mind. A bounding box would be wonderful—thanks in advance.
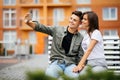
[79,58,108,75]
[45,60,79,78]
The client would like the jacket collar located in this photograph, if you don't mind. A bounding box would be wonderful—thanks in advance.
[64,26,79,35]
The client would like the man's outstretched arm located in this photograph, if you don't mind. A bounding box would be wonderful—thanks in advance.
[24,13,36,29]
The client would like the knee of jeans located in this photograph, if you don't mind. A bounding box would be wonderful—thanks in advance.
[92,66,107,72]
[45,65,63,78]
[64,71,79,78]
[64,64,76,73]
[79,66,89,75]
[64,64,79,78]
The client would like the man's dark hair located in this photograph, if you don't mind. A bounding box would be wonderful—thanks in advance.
[72,11,82,20]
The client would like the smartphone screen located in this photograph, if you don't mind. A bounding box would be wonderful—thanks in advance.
[29,9,33,19]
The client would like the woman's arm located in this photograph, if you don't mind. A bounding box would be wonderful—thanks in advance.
[73,39,98,73]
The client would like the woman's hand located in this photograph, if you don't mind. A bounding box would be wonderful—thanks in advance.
[73,65,84,73]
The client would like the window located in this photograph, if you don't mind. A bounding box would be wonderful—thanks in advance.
[103,7,118,20]
[77,7,91,13]
[3,9,16,28]
[34,0,39,4]
[3,31,16,50]
[77,0,91,4]
[53,0,59,3]
[30,9,40,21]
[3,0,16,5]
[29,31,36,44]
[103,30,118,36]
[53,8,64,26]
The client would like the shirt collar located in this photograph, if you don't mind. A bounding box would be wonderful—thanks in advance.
[64,26,79,35]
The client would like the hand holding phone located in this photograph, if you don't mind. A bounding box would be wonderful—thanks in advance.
[24,10,32,24]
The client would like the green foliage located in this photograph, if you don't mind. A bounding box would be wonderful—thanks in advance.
[58,72,76,80]
[78,67,120,80]
[26,70,56,80]
[26,68,120,80]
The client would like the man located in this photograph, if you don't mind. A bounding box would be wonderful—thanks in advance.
[24,11,84,78]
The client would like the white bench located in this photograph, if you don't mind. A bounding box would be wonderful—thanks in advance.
[103,36,120,74]
[48,36,53,63]
[48,36,120,73]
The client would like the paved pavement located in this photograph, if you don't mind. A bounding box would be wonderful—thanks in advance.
[0,54,49,80]
[0,58,19,70]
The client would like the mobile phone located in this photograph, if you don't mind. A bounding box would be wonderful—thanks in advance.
[29,9,33,19]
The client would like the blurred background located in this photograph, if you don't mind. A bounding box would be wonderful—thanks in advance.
[0,1,120,79]
[0,0,120,56]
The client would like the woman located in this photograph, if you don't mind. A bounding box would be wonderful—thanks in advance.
[73,11,107,74]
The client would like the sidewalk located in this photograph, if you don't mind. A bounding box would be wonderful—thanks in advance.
[0,54,49,80]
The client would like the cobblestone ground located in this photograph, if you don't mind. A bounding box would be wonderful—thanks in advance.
[0,54,49,80]
[0,58,19,70]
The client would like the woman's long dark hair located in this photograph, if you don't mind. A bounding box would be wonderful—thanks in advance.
[81,11,99,34]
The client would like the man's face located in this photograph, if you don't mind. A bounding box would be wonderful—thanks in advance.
[68,14,81,29]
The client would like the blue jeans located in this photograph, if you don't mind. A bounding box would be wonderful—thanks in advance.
[45,60,79,78]
[79,59,108,75]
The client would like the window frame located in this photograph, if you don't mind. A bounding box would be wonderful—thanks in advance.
[103,30,118,36]
[33,0,39,4]
[77,7,91,13]
[3,0,16,5]
[76,0,91,4]
[30,9,40,21]
[29,31,37,44]
[3,9,16,28]
[102,7,118,21]
[3,31,16,50]
[53,8,64,26]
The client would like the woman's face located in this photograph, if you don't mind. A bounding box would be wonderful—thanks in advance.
[81,14,89,30]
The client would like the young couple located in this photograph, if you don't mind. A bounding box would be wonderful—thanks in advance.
[24,10,107,78]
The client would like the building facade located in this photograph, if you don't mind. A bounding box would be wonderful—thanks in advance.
[0,0,120,55]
